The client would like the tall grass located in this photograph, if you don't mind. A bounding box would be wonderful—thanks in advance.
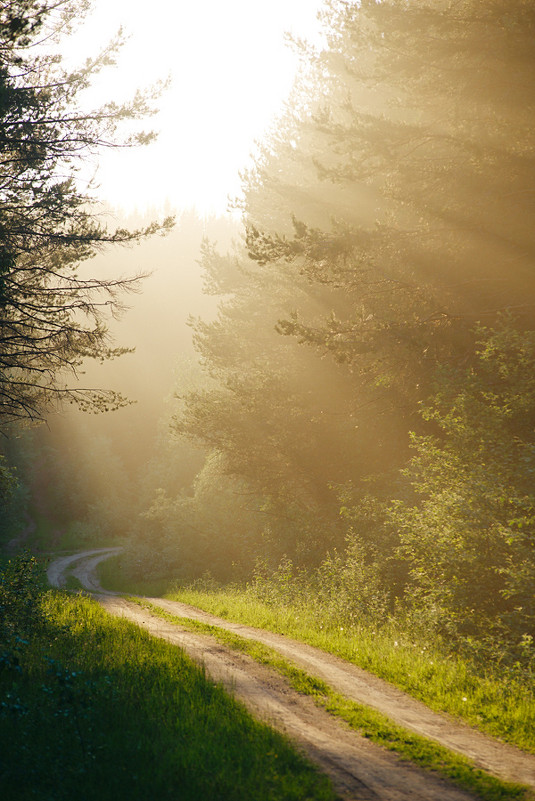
[0,558,336,801]
[99,553,535,752]
[162,584,535,754]
[132,598,529,801]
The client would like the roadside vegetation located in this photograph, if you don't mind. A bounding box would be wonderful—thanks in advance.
[0,555,336,801]
[169,582,535,755]
[100,554,535,758]
[130,597,529,801]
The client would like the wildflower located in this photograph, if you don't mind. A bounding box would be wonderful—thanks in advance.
[394,641,398,647]
[462,697,467,702]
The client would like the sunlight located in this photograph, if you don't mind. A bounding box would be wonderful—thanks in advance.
[60,0,325,214]
[4,3,535,795]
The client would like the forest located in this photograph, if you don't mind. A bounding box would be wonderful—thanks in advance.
[2,0,535,677]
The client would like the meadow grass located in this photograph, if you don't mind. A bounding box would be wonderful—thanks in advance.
[150,581,535,755]
[98,555,535,752]
[132,598,531,801]
[0,589,337,801]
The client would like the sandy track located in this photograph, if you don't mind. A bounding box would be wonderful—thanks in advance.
[47,549,535,800]
[46,548,122,591]
[147,598,535,788]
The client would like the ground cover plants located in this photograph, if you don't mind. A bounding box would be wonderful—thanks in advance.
[159,580,535,756]
[0,555,337,801]
[99,555,172,597]
[131,597,530,801]
[99,552,535,755]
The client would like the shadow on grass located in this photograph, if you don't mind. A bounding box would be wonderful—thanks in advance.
[0,591,337,801]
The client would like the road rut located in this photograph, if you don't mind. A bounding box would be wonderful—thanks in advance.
[47,549,535,801]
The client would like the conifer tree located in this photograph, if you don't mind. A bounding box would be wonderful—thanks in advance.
[0,0,173,427]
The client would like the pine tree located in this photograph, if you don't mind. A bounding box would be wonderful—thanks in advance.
[0,0,173,426]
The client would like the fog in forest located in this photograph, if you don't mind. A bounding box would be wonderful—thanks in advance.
[2,0,535,678]
[65,210,233,465]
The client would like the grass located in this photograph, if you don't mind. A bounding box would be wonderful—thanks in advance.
[63,573,84,591]
[0,588,338,801]
[98,555,172,597]
[140,582,534,753]
[131,597,531,801]
[98,555,535,754]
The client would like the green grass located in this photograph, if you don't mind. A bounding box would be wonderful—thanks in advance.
[0,590,338,801]
[323,692,528,801]
[98,555,172,597]
[131,598,531,801]
[142,583,535,755]
[62,573,84,591]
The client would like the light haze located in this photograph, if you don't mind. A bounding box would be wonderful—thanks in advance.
[61,0,324,215]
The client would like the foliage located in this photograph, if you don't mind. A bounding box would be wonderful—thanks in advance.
[135,598,529,801]
[123,452,267,583]
[0,422,135,549]
[0,454,26,542]
[0,553,45,718]
[165,580,535,754]
[0,552,44,640]
[171,0,535,585]
[0,569,336,801]
[158,1,535,676]
[243,0,535,385]
[175,230,387,563]
[7,1,535,716]
[391,319,535,639]
[0,0,173,427]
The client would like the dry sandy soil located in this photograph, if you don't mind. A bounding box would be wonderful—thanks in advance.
[47,549,535,801]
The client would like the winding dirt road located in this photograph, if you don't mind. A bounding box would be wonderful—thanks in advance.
[47,549,535,801]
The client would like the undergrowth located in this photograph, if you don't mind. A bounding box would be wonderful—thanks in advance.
[131,597,530,801]
[0,554,337,801]
[159,581,535,754]
[99,551,535,751]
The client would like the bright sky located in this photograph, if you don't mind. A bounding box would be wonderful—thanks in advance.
[62,0,325,216]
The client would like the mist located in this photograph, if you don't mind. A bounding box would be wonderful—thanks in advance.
[2,0,535,683]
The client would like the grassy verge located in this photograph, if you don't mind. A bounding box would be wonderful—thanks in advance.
[131,598,531,801]
[150,583,535,755]
[98,555,535,751]
[0,587,338,801]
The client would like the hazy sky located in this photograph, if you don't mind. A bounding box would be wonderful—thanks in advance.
[62,0,325,216]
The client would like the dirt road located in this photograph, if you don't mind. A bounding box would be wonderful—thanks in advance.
[47,549,535,801]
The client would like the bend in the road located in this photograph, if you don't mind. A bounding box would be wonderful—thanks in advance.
[47,549,535,795]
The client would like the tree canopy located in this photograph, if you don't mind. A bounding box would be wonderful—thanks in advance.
[0,0,173,427]
[243,0,535,394]
[169,0,535,636]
